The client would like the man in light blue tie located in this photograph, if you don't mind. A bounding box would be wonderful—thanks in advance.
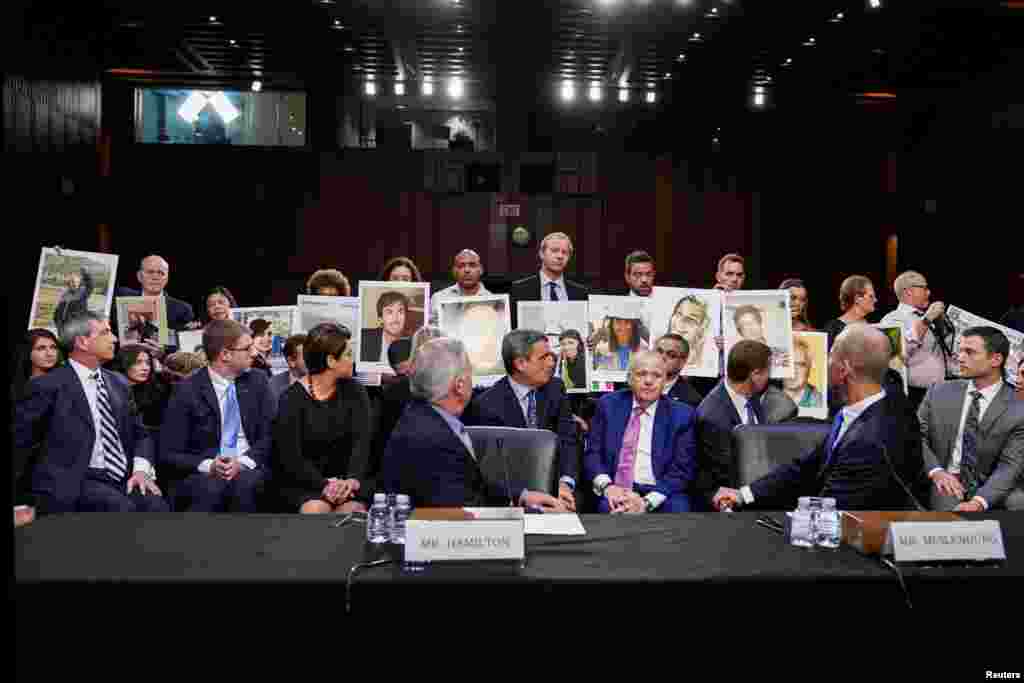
[712,324,924,511]
[160,319,276,512]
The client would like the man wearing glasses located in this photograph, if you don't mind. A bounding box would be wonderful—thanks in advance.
[880,270,955,413]
[160,319,276,512]
[655,334,703,408]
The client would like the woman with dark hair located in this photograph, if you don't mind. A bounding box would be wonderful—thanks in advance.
[272,322,372,514]
[779,278,813,331]
[113,344,171,430]
[593,317,648,371]
[11,329,61,404]
[823,275,877,349]
[558,329,586,390]
[379,256,423,283]
[248,318,274,377]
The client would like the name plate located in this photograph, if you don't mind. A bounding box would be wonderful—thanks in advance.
[405,514,525,563]
[885,521,1006,563]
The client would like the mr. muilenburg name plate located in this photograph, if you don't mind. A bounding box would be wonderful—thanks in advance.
[885,521,1006,563]
[405,519,525,563]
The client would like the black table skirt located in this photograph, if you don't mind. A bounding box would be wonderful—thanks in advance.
[14,512,1024,617]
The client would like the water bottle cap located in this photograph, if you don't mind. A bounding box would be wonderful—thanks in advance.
[373,493,387,502]
[396,494,410,504]
[797,496,811,508]
[822,498,836,509]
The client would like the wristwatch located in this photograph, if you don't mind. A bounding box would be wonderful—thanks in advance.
[597,480,611,496]
[644,498,655,513]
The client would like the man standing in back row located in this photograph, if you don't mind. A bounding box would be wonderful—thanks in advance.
[509,232,589,327]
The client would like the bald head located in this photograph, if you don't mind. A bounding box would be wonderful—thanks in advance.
[832,323,890,385]
[138,255,170,296]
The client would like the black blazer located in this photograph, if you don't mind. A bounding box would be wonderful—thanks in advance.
[360,327,385,364]
[508,273,589,327]
[464,376,579,482]
[13,365,152,513]
[381,400,519,507]
[115,287,195,331]
[370,375,413,476]
[159,367,275,480]
[666,377,704,408]
[749,391,923,510]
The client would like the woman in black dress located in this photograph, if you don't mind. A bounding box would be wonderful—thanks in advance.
[273,322,372,514]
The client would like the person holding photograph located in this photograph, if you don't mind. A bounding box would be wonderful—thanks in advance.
[11,329,62,405]
[780,278,813,331]
[823,275,877,349]
[273,323,372,514]
[361,290,410,363]
[53,266,94,337]
[248,319,274,377]
[379,256,423,283]
[783,336,823,409]
[160,319,274,512]
[453,301,505,376]
[557,329,587,390]
[593,316,648,372]
[116,255,195,331]
[306,268,351,296]
[201,286,236,326]
[509,232,589,327]
[429,249,491,325]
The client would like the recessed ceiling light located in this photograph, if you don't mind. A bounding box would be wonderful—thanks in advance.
[209,16,217,23]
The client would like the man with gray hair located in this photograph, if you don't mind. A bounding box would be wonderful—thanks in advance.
[381,337,566,509]
[428,249,491,325]
[584,350,698,513]
[115,254,196,339]
[713,324,924,511]
[464,329,580,510]
[880,270,956,413]
[13,312,169,515]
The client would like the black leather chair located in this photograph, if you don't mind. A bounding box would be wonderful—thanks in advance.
[731,423,831,487]
[465,426,558,498]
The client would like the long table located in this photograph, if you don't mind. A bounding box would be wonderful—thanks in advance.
[14,512,1024,617]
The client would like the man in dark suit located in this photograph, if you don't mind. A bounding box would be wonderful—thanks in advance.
[654,334,703,408]
[694,340,788,507]
[464,329,580,510]
[919,326,1024,511]
[584,350,697,513]
[13,312,168,515]
[381,337,566,510]
[508,231,588,327]
[360,290,410,364]
[160,319,274,512]
[269,334,307,414]
[115,254,195,332]
[713,324,924,511]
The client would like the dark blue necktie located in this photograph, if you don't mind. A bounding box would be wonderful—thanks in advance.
[745,399,759,425]
[548,281,560,301]
[959,391,983,499]
[526,390,538,428]
[825,411,845,466]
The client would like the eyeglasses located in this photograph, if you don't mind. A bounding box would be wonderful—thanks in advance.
[655,348,684,360]
[229,343,254,353]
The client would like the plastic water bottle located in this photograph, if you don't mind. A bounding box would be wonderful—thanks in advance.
[789,497,814,548]
[815,498,841,549]
[367,493,390,544]
[391,494,412,545]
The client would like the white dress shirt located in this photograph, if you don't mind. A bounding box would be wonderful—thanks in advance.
[929,380,1003,509]
[740,390,887,506]
[199,367,257,473]
[879,303,953,388]
[592,399,666,510]
[429,282,491,325]
[508,377,576,490]
[68,359,153,477]
[724,381,758,425]
[540,271,567,302]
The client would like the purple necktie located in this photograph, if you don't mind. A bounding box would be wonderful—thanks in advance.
[613,406,645,490]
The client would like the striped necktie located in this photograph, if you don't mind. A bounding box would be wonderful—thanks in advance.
[959,391,984,499]
[526,389,538,428]
[92,371,128,480]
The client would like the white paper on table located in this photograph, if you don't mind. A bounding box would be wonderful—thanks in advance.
[524,513,586,536]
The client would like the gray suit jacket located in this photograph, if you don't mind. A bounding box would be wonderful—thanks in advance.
[269,371,294,415]
[918,380,1024,508]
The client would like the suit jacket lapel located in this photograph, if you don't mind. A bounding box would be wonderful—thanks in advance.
[199,370,223,442]
[719,383,741,427]
[609,394,630,471]
[500,380,527,428]
[978,385,1010,436]
[651,397,671,479]
[820,400,881,478]
[68,369,95,437]
[535,384,550,428]
[943,382,968,465]
[235,375,251,437]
